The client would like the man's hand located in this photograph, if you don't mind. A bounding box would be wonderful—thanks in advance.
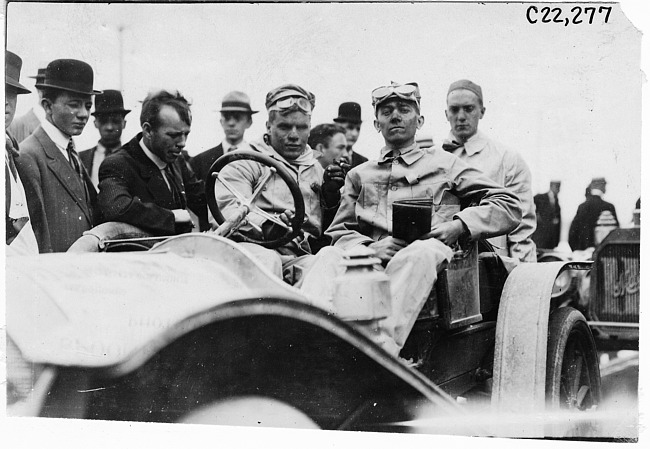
[262,209,294,240]
[321,162,349,206]
[172,209,192,223]
[368,237,408,264]
[420,220,467,247]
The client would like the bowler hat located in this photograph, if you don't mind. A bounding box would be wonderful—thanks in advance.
[29,67,46,84]
[5,51,31,94]
[35,59,102,95]
[333,102,362,124]
[220,91,258,114]
[92,89,131,116]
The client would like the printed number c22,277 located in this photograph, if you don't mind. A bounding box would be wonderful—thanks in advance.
[526,6,612,26]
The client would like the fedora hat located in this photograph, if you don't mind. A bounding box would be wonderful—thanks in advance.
[333,102,362,124]
[5,50,31,94]
[35,59,102,96]
[92,89,131,116]
[220,91,258,114]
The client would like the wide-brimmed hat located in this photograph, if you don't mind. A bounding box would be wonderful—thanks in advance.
[333,102,362,124]
[35,59,102,95]
[5,50,31,94]
[220,91,258,114]
[92,89,131,116]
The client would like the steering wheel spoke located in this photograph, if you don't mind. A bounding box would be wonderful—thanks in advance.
[205,149,305,249]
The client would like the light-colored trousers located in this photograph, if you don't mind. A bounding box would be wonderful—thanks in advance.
[297,239,453,356]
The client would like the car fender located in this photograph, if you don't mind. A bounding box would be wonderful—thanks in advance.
[491,261,591,416]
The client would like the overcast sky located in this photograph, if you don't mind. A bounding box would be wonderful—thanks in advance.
[6,1,645,241]
[3,1,650,446]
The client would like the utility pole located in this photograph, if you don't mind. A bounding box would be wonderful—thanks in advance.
[118,25,125,91]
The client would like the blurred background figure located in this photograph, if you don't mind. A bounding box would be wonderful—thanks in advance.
[333,101,367,168]
[308,123,349,170]
[533,180,562,250]
[80,89,131,189]
[191,90,257,182]
[191,90,257,231]
[5,50,39,255]
[568,177,619,251]
[8,66,45,143]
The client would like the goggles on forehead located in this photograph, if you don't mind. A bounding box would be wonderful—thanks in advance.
[267,96,312,115]
[371,83,420,108]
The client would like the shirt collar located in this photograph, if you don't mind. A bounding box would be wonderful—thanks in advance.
[378,142,424,166]
[222,140,247,152]
[41,119,72,151]
[447,130,488,156]
[139,138,167,169]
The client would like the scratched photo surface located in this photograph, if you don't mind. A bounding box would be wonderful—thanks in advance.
[4,1,645,447]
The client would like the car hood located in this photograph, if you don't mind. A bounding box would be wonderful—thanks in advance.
[6,239,308,368]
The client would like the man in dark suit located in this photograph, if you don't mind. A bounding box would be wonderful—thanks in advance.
[333,101,368,168]
[533,180,562,249]
[16,59,102,253]
[5,50,39,255]
[80,90,130,189]
[568,177,619,250]
[191,91,257,230]
[98,90,206,236]
[190,91,257,183]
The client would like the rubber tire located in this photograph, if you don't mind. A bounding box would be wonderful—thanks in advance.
[205,149,306,249]
[546,306,601,411]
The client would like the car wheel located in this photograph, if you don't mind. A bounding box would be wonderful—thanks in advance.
[546,306,601,411]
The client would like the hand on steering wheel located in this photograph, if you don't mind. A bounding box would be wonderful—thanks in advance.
[205,150,306,249]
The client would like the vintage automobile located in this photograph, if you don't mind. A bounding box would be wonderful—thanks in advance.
[6,151,602,437]
[536,217,640,352]
[582,226,640,351]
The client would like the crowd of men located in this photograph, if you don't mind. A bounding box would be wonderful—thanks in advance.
[5,51,626,353]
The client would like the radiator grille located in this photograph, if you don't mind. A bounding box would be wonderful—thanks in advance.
[591,244,639,323]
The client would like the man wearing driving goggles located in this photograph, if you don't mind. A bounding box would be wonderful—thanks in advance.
[214,84,347,282]
[298,82,522,356]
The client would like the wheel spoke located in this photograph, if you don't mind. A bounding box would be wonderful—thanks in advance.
[575,385,590,410]
[251,206,290,229]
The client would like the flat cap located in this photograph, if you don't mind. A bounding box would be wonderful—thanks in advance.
[448,79,483,103]
[265,84,315,110]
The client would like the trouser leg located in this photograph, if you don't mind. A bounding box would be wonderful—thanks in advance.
[238,243,283,278]
[382,239,453,354]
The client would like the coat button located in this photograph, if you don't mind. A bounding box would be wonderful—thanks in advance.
[393,159,399,165]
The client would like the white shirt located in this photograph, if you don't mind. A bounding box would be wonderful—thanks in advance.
[41,119,73,161]
[139,138,171,191]
[89,142,119,189]
[6,142,39,255]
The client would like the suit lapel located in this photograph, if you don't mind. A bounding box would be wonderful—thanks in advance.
[127,138,175,207]
[37,129,93,222]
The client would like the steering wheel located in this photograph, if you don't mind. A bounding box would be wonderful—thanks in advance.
[206,149,306,249]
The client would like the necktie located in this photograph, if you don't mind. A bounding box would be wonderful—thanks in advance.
[230,145,238,152]
[442,139,464,152]
[6,136,18,179]
[67,139,89,201]
[164,163,185,208]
